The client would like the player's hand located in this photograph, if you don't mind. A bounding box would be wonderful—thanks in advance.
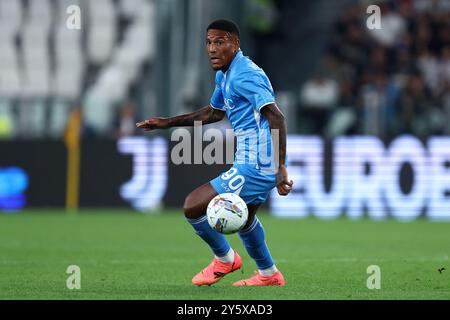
[136,117,169,131]
[276,165,293,196]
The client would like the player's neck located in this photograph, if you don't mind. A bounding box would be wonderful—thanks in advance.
[221,50,240,73]
[221,61,232,73]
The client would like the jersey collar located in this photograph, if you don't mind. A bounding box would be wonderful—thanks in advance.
[224,49,243,75]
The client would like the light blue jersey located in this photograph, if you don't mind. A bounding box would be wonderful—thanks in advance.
[210,50,277,171]
[209,50,279,205]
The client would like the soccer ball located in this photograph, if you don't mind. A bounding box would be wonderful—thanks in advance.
[206,193,249,234]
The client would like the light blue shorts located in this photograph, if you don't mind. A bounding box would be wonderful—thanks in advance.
[210,164,276,205]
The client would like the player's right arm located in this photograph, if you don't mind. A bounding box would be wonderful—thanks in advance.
[136,105,225,131]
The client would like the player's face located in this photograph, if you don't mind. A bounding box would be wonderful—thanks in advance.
[206,29,240,72]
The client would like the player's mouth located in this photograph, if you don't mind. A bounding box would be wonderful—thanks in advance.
[210,57,221,64]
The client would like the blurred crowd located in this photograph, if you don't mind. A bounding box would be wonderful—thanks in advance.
[299,0,450,140]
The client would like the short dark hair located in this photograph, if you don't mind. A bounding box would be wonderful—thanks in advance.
[207,19,240,39]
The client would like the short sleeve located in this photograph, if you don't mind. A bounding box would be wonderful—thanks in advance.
[233,72,275,112]
[210,73,225,110]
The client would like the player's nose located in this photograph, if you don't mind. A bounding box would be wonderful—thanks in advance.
[208,44,217,54]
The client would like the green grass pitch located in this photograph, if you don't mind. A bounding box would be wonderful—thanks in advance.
[0,209,449,300]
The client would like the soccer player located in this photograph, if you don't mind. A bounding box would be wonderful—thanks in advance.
[137,19,293,286]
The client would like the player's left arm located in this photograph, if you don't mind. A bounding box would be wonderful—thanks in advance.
[260,103,293,196]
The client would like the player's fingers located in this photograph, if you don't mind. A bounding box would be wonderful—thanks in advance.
[277,186,289,196]
[279,180,292,190]
[137,121,150,128]
[283,181,293,191]
[281,186,291,194]
[277,184,290,195]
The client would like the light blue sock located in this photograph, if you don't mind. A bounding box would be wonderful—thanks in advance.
[238,216,274,270]
[187,215,231,257]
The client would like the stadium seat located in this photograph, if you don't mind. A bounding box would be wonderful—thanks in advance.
[20,1,52,99]
[22,68,50,98]
[0,0,22,35]
[0,39,17,67]
[87,25,116,64]
[27,0,53,32]
[53,26,84,100]
[119,0,148,18]
[111,46,140,83]
[21,27,49,67]
[0,39,21,98]
[53,67,84,101]
[86,0,117,64]
[0,68,21,98]
[21,38,50,97]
